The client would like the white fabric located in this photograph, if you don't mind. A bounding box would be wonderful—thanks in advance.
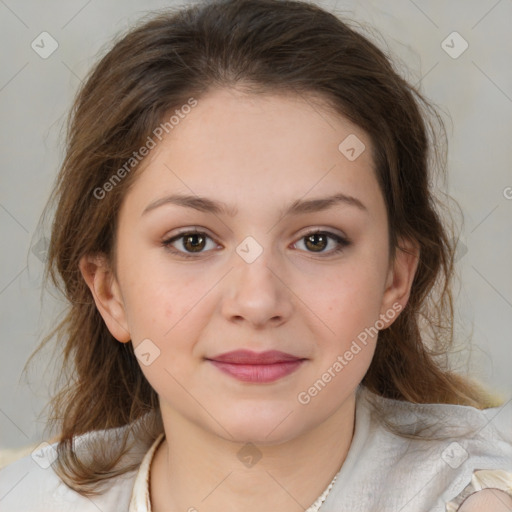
[1,385,511,511]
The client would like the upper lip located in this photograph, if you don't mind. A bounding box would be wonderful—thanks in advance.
[207,350,304,364]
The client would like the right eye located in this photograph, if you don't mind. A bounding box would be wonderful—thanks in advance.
[162,230,219,258]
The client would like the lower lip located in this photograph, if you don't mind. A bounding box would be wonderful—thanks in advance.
[208,360,304,383]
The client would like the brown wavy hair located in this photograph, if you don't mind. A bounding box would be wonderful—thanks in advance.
[31,0,500,495]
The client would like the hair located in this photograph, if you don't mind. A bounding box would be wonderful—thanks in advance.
[31,0,501,496]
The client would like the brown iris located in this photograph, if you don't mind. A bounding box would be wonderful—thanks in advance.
[182,233,206,252]
[304,233,328,252]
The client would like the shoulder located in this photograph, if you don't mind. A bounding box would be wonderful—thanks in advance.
[456,488,512,511]
[0,425,145,512]
[362,386,512,450]
[339,387,512,511]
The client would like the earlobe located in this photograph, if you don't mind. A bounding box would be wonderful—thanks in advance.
[380,238,420,327]
[79,254,131,343]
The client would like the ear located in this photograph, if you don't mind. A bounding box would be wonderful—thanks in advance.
[379,237,420,328]
[79,253,131,343]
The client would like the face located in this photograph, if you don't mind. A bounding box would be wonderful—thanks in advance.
[84,87,417,445]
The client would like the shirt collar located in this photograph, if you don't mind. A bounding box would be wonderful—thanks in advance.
[129,433,165,512]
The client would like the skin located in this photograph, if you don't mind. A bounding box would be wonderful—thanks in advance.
[458,489,512,511]
[80,87,419,512]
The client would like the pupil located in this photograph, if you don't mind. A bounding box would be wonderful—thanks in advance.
[306,233,326,252]
[185,234,205,252]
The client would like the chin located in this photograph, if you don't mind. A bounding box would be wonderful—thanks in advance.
[212,406,306,446]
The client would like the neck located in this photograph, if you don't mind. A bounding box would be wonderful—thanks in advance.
[150,393,357,512]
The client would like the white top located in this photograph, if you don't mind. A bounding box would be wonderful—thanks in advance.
[1,385,511,512]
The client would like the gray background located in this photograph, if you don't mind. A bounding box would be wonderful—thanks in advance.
[1,0,511,452]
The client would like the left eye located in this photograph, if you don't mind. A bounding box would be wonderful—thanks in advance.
[292,230,350,255]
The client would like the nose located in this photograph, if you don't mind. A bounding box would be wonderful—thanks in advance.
[220,247,293,329]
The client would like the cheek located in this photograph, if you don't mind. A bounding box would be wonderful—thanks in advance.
[117,242,199,338]
[296,263,386,395]
[295,269,383,412]
[124,279,199,342]
[308,262,386,337]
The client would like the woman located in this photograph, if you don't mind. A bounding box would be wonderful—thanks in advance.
[1,0,510,510]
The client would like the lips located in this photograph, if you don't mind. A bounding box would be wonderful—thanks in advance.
[207,349,303,364]
[206,350,306,383]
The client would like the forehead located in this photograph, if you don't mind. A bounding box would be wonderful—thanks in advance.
[123,87,383,218]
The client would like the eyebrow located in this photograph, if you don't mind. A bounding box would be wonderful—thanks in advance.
[141,192,367,218]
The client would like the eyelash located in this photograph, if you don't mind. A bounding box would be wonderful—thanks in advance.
[161,229,351,259]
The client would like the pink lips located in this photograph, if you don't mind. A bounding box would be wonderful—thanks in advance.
[206,349,305,383]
